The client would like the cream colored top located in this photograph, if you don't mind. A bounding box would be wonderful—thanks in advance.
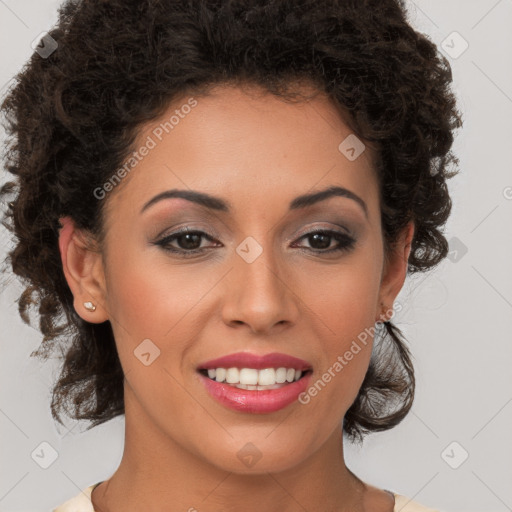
[53,482,442,511]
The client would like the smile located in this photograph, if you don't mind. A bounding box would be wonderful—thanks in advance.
[198,367,307,389]
[196,351,314,413]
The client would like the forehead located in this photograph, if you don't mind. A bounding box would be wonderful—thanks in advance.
[104,84,379,222]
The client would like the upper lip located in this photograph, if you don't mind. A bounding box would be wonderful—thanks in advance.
[197,351,313,371]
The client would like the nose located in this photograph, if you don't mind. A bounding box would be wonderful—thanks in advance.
[221,241,300,335]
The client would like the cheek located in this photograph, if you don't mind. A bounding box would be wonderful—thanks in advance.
[299,248,382,406]
[104,246,203,336]
[103,245,221,380]
[306,248,382,340]
[102,252,205,417]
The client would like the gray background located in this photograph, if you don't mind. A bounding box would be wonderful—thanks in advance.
[0,1,511,511]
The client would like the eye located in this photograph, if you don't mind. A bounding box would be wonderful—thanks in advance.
[292,229,356,254]
[153,228,219,257]
[153,227,356,258]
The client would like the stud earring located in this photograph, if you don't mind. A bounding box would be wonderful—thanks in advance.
[83,301,96,312]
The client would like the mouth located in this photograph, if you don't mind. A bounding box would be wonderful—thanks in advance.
[195,351,314,412]
[197,366,314,414]
[197,367,313,391]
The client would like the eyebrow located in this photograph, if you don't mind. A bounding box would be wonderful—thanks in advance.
[140,185,368,218]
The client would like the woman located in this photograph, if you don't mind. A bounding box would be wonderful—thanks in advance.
[0,0,462,510]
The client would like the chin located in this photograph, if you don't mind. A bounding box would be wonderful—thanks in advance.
[197,435,310,475]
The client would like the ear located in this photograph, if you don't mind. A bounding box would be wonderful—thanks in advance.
[58,216,109,323]
[376,220,414,323]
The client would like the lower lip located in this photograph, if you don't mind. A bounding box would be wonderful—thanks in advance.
[198,371,312,413]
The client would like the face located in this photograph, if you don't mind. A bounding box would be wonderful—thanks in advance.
[60,84,412,475]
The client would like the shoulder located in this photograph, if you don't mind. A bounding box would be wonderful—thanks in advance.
[393,493,442,512]
[364,482,442,512]
[53,484,98,512]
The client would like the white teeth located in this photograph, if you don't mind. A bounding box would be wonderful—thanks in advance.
[239,368,259,385]
[232,382,287,390]
[203,367,305,386]
[258,368,276,386]
[225,368,239,384]
[275,367,287,383]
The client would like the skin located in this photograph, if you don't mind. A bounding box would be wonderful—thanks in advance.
[59,83,414,512]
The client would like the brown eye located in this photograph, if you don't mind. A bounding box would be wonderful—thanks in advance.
[293,230,356,254]
[154,229,220,256]
[153,227,356,258]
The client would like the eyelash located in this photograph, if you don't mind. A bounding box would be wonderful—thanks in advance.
[153,228,356,258]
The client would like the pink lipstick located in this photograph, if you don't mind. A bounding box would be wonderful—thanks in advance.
[196,351,313,413]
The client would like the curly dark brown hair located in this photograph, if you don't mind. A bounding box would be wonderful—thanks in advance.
[0,0,462,444]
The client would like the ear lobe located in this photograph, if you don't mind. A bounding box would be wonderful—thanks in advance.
[58,216,109,323]
[376,220,415,322]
